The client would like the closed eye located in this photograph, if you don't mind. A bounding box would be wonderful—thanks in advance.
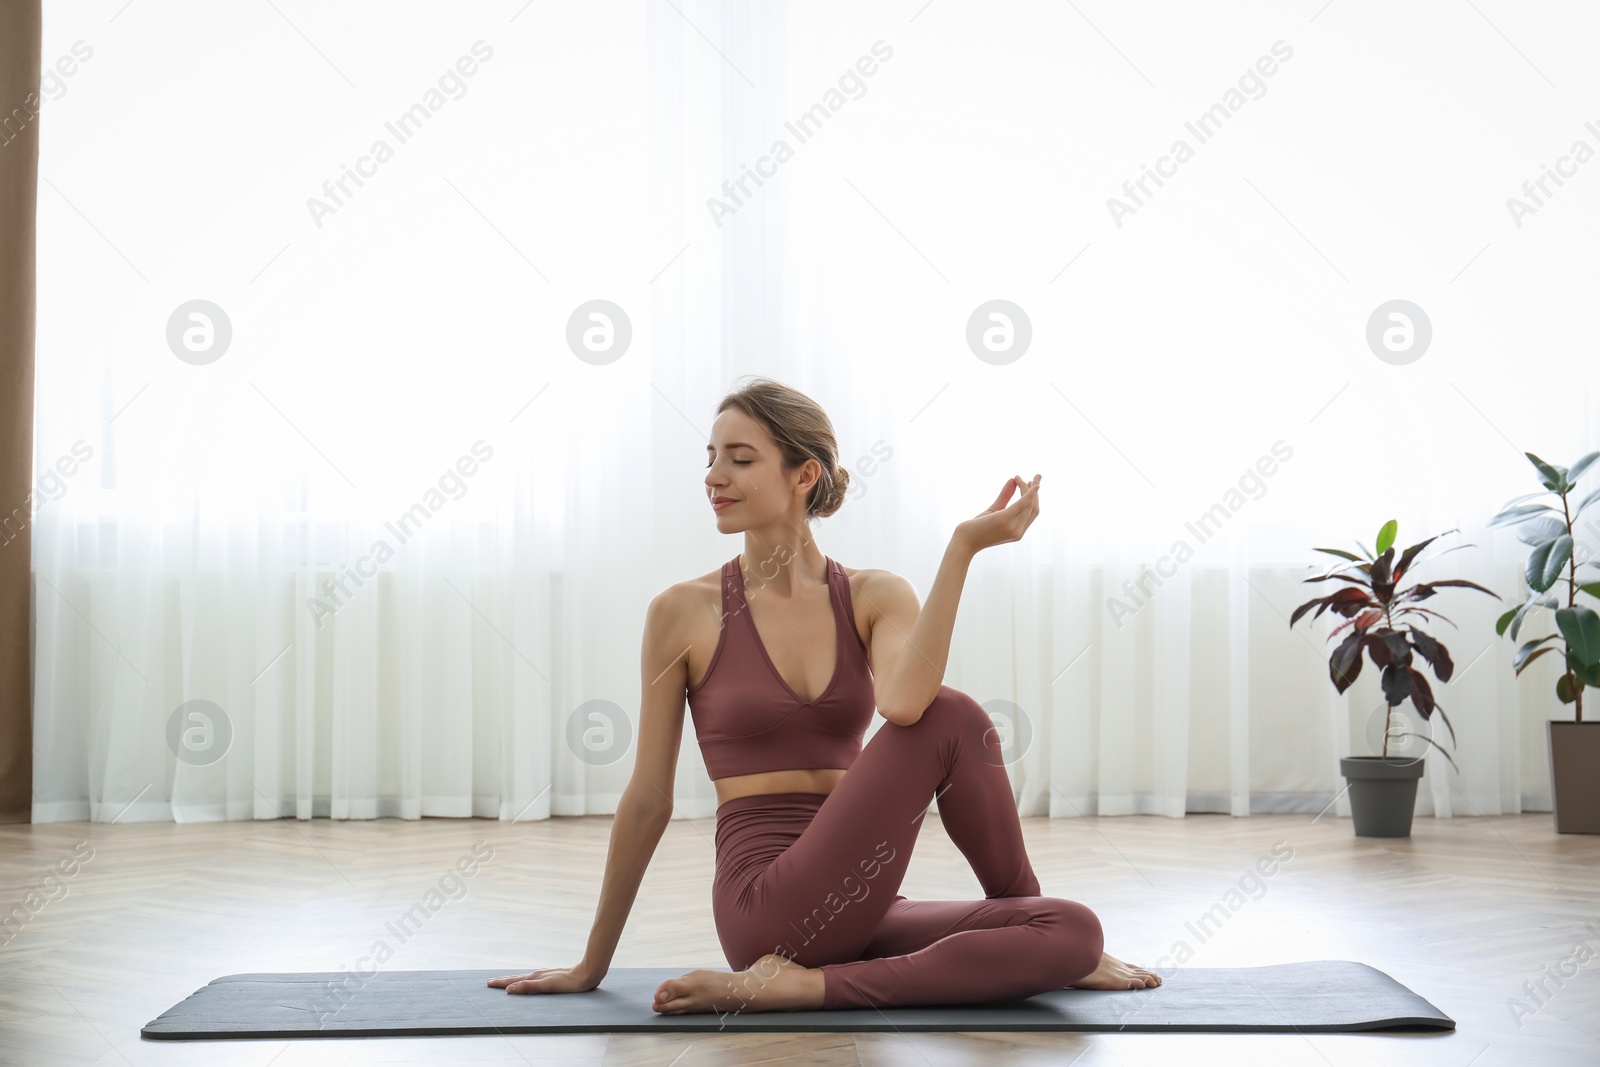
[706,460,751,467]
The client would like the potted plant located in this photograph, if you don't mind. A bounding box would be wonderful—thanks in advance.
[1290,520,1501,836]
[1488,450,1600,833]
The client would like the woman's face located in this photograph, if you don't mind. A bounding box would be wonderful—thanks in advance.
[704,409,817,531]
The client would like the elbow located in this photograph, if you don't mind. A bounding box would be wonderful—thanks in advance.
[620,786,674,824]
[876,700,924,727]
[876,685,931,726]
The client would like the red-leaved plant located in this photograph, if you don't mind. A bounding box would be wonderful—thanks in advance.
[1289,520,1502,772]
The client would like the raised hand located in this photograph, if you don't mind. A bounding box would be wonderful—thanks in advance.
[955,474,1041,555]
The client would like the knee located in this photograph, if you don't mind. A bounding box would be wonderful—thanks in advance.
[915,686,1009,755]
[1044,898,1104,984]
[912,685,990,732]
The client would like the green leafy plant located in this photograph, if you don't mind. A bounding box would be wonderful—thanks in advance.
[1489,451,1600,721]
[1290,519,1501,772]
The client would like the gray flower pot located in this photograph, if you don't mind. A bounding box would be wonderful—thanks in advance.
[1548,720,1600,834]
[1339,756,1425,837]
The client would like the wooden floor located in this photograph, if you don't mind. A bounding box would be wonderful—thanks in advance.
[1,807,1596,1065]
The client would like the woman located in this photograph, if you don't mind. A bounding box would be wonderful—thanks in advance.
[490,376,1162,1013]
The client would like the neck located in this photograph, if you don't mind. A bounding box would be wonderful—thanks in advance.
[739,539,827,599]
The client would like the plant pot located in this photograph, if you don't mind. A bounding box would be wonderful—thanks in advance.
[1339,756,1425,837]
[1548,721,1600,834]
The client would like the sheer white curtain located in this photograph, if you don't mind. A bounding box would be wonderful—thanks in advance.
[33,0,1598,825]
[33,0,672,822]
[769,1,1600,822]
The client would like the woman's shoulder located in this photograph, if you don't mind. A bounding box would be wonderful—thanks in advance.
[655,562,729,625]
[837,560,902,590]
[836,561,915,623]
[841,562,919,618]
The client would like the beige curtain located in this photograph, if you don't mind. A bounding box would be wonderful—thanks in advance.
[0,0,40,823]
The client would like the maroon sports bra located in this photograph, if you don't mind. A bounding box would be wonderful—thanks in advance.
[686,555,876,780]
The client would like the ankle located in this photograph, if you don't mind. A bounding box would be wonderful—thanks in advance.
[801,963,827,1009]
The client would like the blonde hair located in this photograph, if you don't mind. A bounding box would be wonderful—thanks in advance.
[715,376,849,521]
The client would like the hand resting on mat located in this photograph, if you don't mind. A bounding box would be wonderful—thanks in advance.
[488,963,603,995]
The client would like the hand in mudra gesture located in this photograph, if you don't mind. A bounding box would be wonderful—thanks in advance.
[956,474,1041,554]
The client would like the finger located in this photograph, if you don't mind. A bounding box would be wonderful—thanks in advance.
[506,979,543,994]
[986,480,1018,511]
[487,973,536,987]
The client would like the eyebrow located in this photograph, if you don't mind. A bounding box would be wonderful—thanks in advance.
[706,442,757,452]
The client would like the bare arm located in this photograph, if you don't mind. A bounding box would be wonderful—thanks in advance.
[492,587,686,992]
[578,587,687,975]
[869,538,973,725]
[575,794,673,979]
[871,475,1042,725]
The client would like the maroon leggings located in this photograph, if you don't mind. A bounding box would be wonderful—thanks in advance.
[711,684,1104,1009]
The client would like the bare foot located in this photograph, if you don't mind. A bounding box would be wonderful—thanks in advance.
[652,952,826,1014]
[1069,951,1164,990]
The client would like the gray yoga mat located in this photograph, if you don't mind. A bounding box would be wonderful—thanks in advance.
[142,960,1455,1039]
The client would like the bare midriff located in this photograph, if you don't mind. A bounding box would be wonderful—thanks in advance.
[713,767,847,809]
